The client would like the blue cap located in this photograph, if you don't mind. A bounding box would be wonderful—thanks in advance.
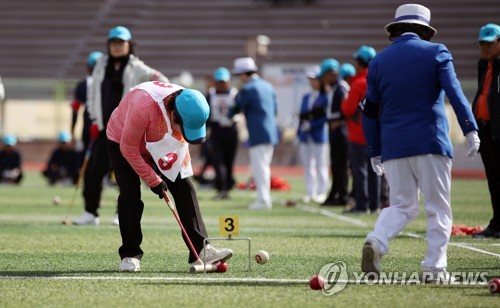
[2,134,17,146]
[213,67,231,82]
[175,89,210,144]
[340,63,356,80]
[87,51,103,68]
[319,58,339,77]
[108,26,132,41]
[58,131,72,143]
[353,45,376,63]
[478,23,500,42]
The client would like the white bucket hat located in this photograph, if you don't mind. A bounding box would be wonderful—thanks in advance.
[384,4,437,36]
[232,57,258,74]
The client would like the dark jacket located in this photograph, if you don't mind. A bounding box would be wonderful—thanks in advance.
[472,57,500,141]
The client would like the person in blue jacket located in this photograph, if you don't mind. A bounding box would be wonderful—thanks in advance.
[297,66,329,203]
[232,57,278,210]
[359,4,480,282]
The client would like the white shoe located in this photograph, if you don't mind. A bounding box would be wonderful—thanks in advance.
[361,238,381,275]
[112,213,119,226]
[72,211,99,225]
[197,244,233,265]
[312,194,327,204]
[119,257,140,272]
[302,195,312,203]
[249,202,272,210]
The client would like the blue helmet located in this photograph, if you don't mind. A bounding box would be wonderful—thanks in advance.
[87,51,103,68]
[353,45,376,64]
[58,131,72,143]
[213,67,231,82]
[2,134,17,146]
[340,63,356,80]
[319,58,339,77]
[108,26,132,41]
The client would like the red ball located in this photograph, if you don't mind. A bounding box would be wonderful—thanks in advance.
[286,200,297,207]
[309,275,325,290]
[488,278,500,294]
[217,262,228,273]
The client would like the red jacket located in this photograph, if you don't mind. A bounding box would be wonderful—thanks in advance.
[341,68,368,145]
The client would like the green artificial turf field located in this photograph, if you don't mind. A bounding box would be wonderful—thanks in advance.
[0,171,499,307]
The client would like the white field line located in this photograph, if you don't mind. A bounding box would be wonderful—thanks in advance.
[405,232,500,258]
[298,209,500,259]
[0,275,487,286]
[297,205,368,227]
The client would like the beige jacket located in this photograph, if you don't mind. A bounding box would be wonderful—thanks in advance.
[87,54,169,130]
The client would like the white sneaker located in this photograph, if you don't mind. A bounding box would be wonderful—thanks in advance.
[112,213,119,226]
[197,244,233,265]
[302,195,312,203]
[72,211,99,225]
[312,194,327,204]
[119,257,140,272]
[361,238,381,275]
[249,202,272,210]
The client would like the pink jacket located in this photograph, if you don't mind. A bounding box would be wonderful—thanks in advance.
[106,88,185,187]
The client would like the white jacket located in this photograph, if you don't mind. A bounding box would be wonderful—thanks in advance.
[87,54,169,130]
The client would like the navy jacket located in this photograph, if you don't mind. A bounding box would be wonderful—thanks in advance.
[235,75,278,146]
[363,34,477,161]
[297,91,328,143]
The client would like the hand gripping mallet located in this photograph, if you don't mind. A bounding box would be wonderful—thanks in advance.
[62,139,94,225]
[162,191,220,273]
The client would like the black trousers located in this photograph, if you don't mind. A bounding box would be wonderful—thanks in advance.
[478,122,500,231]
[210,126,238,192]
[82,131,112,216]
[107,140,208,263]
[325,126,349,203]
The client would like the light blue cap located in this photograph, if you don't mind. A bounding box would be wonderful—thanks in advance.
[353,45,376,63]
[213,67,231,82]
[58,131,72,143]
[478,23,500,42]
[340,63,356,80]
[175,89,210,144]
[108,26,132,41]
[319,58,339,77]
[2,134,17,146]
[87,51,103,68]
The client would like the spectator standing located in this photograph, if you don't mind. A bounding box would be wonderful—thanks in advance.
[297,66,329,203]
[206,67,239,200]
[73,26,168,226]
[232,57,278,210]
[341,46,380,214]
[359,4,480,280]
[471,24,500,239]
[319,59,350,206]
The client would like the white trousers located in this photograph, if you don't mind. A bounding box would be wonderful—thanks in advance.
[249,144,274,205]
[367,154,452,272]
[299,141,328,197]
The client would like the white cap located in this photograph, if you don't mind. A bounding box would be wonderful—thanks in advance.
[384,4,437,36]
[232,57,258,74]
[306,66,320,79]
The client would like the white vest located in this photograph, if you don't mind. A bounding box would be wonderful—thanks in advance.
[208,87,237,127]
[132,81,193,181]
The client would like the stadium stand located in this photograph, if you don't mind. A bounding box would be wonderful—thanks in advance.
[0,0,499,80]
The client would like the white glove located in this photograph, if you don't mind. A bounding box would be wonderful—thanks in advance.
[466,131,480,158]
[370,156,385,176]
[300,121,311,132]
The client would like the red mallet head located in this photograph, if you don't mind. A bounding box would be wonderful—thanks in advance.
[286,200,297,207]
[309,274,325,290]
[217,262,228,273]
[488,278,500,294]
